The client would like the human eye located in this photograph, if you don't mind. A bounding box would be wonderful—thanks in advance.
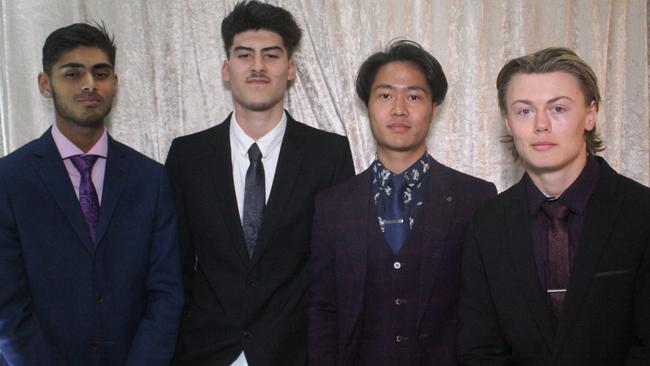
[264,52,280,59]
[517,107,532,116]
[553,105,566,113]
[63,69,81,79]
[237,52,251,59]
[93,68,113,80]
[407,94,421,101]
[378,92,392,100]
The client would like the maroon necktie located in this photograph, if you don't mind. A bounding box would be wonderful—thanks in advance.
[541,200,570,318]
[70,155,100,243]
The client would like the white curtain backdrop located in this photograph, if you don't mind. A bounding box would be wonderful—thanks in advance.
[1,0,648,191]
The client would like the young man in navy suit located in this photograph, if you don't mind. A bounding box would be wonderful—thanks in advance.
[308,40,496,366]
[457,47,650,365]
[166,1,354,365]
[0,23,183,365]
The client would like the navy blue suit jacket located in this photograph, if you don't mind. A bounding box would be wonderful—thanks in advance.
[309,158,496,366]
[0,129,184,366]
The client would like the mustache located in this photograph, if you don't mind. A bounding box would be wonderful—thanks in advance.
[75,92,103,102]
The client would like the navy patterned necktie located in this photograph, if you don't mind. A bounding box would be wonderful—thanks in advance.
[384,174,408,253]
[243,143,265,258]
[541,199,570,318]
[69,155,100,243]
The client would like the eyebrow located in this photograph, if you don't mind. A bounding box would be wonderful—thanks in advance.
[59,62,114,70]
[510,95,574,107]
[373,83,430,94]
[232,45,285,53]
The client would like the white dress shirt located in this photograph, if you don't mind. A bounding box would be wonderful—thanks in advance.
[228,111,287,366]
[230,111,286,222]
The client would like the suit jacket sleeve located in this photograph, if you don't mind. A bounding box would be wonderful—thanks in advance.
[308,190,340,366]
[164,139,194,313]
[332,138,355,184]
[0,165,60,366]
[457,219,509,365]
[627,230,650,365]
[124,168,184,365]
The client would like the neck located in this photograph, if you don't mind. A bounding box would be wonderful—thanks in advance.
[377,147,425,174]
[234,104,284,141]
[55,119,104,153]
[527,153,588,197]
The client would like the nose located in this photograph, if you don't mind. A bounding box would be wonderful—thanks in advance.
[81,72,97,92]
[391,97,408,118]
[251,53,265,74]
[534,111,550,133]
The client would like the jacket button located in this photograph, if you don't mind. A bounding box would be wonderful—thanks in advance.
[242,330,252,338]
[246,276,256,286]
[95,294,105,303]
[89,340,101,351]
[393,261,402,269]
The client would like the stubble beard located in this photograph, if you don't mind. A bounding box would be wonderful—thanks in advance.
[52,90,112,128]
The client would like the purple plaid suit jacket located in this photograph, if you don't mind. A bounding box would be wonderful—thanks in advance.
[308,158,496,366]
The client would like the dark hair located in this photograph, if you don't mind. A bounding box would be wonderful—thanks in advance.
[221,0,302,58]
[496,47,604,157]
[42,21,116,75]
[355,39,448,106]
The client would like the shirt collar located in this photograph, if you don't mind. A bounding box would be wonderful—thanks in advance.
[51,122,108,159]
[525,155,600,215]
[230,111,287,159]
[372,152,432,189]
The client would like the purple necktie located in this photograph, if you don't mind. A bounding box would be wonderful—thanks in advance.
[541,200,570,319]
[69,155,100,243]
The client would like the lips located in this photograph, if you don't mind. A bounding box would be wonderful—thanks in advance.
[387,122,410,132]
[246,77,270,85]
[76,94,101,107]
[531,141,557,151]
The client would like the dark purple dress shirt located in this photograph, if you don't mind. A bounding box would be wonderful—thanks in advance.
[524,155,600,324]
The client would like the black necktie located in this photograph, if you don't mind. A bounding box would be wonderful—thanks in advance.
[541,200,570,318]
[243,143,265,257]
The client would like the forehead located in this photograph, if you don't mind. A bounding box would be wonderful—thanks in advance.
[231,29,286,51]
[54,46,112,68]
[507,71,585,102]
[373,61,429,90]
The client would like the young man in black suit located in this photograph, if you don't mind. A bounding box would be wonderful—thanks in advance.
[457,47,650,365]
[165,1,354,365]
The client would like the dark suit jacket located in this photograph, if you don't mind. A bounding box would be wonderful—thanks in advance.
[309,158,497,366]
[0,129,184,366]
[165,112,354,366]
[457,157,650,365]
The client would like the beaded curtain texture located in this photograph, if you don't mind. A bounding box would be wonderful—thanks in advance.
[0,0,648,191]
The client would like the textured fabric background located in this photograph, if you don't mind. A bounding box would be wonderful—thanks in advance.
[1,0,648,191]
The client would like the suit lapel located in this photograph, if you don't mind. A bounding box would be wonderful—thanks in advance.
[210,118,250,266]
[249,116,303,267]
[30,130,95,251]
[94,137,127,246]
[554,160,621,351]
[414,161,456,326]
[505,181,555,350]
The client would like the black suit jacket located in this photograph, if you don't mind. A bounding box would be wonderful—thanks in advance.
[457,157,650,365]
[165,112,354,366]
[309,159,496,366]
